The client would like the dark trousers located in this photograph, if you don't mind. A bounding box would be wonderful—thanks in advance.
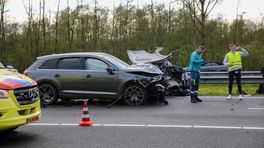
[228,69,242,95]
[190,72,200,97]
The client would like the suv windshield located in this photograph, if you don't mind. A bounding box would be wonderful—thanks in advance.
[104,55,129,69]
[0,62,5,69]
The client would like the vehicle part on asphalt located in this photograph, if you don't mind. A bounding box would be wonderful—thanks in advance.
[105,96,123,108]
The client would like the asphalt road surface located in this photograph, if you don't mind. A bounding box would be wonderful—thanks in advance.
[1,96,264,148]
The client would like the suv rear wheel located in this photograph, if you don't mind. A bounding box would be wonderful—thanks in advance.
[122,84,147,106]
[38,83,58,105]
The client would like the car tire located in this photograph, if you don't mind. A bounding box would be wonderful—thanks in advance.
[38,83,58,105]
[122,84,147,106]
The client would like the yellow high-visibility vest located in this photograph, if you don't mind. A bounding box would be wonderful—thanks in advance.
[228,51,242,70]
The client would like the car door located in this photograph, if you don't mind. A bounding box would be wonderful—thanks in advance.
[49,57,85,96]
[82,57,119,98]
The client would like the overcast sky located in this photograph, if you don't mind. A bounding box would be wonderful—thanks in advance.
[5,0,264,23]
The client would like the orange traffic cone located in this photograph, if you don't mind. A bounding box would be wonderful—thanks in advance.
[79,101,93,126]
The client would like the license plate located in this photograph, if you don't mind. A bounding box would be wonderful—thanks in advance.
[26,116,39,124]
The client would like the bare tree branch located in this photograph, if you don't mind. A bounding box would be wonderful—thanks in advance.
[205,0,219,18]
[180,0,220,43]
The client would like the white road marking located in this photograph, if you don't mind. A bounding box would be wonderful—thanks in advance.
[31,123,78,126]
[193,125,241,129]
[28,123,264,130]
[146,125,192,128]
[248,108,264,110]
[101,124,146,127]
[61,123,78,126]
[201,96,264,99]
[243,127,264,130]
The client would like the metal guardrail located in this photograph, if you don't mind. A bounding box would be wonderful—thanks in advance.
[196,71,264,84]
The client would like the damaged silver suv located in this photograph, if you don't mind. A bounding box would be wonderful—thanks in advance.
[24,52,165,106]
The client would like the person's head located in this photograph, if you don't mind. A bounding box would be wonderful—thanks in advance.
[197,45,207,54]
[228,43,236,52]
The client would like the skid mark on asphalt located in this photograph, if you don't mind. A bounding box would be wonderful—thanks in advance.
[27,123,264,130]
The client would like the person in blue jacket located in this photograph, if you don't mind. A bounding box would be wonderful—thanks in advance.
[188,46,207,103]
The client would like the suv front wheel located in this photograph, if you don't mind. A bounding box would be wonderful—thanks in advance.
[38,83,58,105]
[122,84,147,106]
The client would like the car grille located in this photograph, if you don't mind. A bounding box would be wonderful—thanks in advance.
[14,86,39,105]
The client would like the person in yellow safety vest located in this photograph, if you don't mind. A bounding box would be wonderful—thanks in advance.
[223,43,249,100]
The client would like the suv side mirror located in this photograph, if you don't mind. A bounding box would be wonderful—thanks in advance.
[106,67,115,74]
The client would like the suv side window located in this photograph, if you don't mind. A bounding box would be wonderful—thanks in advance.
[38,59,58,69]
[57,58,82,70]
[85,58,108,71]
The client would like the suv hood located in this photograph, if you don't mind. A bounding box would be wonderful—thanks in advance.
[0,69,37,90]
[127,47,171,64]
[123,64,163,75]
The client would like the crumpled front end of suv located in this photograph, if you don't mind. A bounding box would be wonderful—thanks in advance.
[0,69,41,131]
[123,64,166,98]
[138,74,166,98]
[127,48,190,96]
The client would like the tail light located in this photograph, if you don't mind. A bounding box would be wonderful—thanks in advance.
[23,70,29,76]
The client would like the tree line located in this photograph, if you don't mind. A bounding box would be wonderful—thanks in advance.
[0,0,263,72]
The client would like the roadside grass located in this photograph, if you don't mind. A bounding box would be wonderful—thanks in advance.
[199,84,263,96]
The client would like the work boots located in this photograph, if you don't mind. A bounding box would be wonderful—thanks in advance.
[191,96,202,103]
[195,96,203,102]
[191,96,198,103]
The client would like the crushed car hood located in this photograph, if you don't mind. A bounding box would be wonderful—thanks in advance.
[123,64,163,75]
[127,47,171,64]
[0,69,37,90]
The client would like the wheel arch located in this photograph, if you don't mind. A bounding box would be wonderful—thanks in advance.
[120,80,146,94]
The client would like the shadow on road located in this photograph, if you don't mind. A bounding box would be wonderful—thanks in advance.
[0,130,39,147]
[41,97,174,109]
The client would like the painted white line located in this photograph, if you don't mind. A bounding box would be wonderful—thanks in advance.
[61,123,78,126]
[28,123,264,130]
[248,108,264,110]
[102,124,146,127]
[146,125,192,128]
[93,124,102,126]
[202,96,264,99]
[30,123,78,126]
[193,125,241,129]
[243,127,264,130]
[30,123,60,126]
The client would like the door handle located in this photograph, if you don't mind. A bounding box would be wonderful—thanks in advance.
[54,74,61,77]
[85,74,91,79]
